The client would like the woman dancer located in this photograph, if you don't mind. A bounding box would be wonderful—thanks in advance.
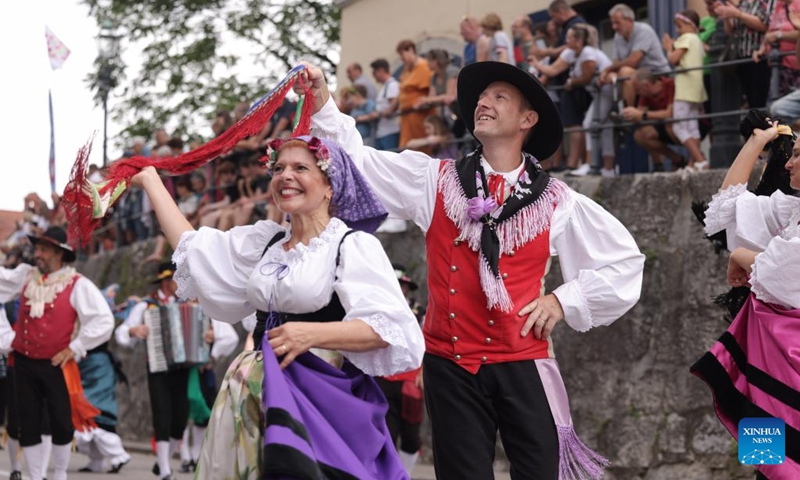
[130,135,425,479]
[691,120,800,479]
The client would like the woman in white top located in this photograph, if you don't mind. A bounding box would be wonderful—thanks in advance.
[531,25,616,177]
[691,121,800,480]
[130,135,424,480]
[480,13,515,64]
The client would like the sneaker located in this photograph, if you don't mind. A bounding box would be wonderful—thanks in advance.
[567,163,592,177]
[600,168,616,178]
[694,160,709,171]
[10,471,21,480]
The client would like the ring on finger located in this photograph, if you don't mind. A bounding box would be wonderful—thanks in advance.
[279,345,287,354]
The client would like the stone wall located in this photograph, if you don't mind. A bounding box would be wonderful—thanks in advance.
[78,170,757,478]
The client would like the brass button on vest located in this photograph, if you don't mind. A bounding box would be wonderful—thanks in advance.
[449,313,456,319]
[450,265,458,272]
[452,336,458,343]
[454,354,461,361]
[484,337,492,344]
[488,320,495,326]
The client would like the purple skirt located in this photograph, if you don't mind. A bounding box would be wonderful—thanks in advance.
[261,346,408,480]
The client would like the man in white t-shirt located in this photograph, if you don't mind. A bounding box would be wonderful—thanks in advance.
[369,58,401,151]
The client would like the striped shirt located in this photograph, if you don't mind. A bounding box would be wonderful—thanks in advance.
[734,0,777,58]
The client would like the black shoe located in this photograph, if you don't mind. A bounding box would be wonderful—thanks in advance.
[161,476,175,480]
[180,460,196,473]
[78,466,96,473]
[152,462,160,476]
[9,471,21,480]
[108,458,130,474]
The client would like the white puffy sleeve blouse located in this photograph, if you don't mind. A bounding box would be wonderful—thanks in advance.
[172,218,424,376]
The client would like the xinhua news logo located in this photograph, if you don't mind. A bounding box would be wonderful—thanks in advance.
[739,417,785,465]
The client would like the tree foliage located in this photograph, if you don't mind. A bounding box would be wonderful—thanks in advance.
[83,0,340,143]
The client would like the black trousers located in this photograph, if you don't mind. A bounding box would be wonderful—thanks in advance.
[14,355,72,446]
[423,354,558,480]
[375,377,422,454]
[147,369,189,441]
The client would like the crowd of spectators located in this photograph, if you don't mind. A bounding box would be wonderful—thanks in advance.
[338,0,800,176]
[5,0,800,259]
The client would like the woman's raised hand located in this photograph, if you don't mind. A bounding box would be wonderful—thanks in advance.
[130,166,159,189]
[295,62,331,114]
[750,120,780,145]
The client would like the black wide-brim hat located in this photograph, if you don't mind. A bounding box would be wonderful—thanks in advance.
[457,61,563,160]
[152,262,177,284]
[28,226,76,263]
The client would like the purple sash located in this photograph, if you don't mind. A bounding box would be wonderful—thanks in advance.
[260,343,408,480]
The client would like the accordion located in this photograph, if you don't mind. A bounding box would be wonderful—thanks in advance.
[143,302,211,373]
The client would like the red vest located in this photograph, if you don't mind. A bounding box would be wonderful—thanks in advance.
[12,276,79,359]
[424,167,553,374]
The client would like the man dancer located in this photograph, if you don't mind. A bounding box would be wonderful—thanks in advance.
[299,61,645,479]
[0,227,114,480]
[114,262,191,480]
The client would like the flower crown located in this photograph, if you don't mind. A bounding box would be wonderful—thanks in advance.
[264,137,332,173]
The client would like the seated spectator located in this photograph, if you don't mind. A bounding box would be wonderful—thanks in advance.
[416,49,459,112]
[176,177,200,221]
[369,58,401,150]
[663,10,709,171]
[532,24,616,176]
[599,3,671,107]
[167,137,184,156]
[713,0,774,108]
[211,110,234,137]
[623,68,687,172]
[346,62,378,102]
[396,39,435,150]
[348,85,377,145]
[753,0,800,100]
[480,13,515,64]
[217,158,272,231]
[197,160,239,228]
[405,115,459,158]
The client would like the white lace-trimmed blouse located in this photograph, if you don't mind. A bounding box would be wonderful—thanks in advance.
[172,217,425,376]
[704,183,800,309]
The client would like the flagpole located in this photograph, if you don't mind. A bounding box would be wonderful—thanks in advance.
[48,90,56,195]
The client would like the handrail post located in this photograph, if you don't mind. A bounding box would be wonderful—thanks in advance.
[589,81,602,175]
[767,41,782,108]
[709,45,742,169]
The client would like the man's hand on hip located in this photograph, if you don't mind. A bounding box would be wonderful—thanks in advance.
[518,294,565,340]
[51,347,75,368]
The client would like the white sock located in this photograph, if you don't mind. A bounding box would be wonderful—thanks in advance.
[180,427,191,463]
[169,437,181,457]
[156,440,172,476]
[191,425,206,462]
[8,437,21,471]
[42,435,52,476]
[22,442,45,480]
[51,443,70,480]
[398,450,419,475]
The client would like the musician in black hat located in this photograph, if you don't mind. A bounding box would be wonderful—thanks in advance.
[0,226,114,480]
[298,61,645,479]
[115,262,187,480]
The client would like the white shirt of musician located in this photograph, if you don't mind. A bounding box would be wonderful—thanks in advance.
[115,293,239,360]
[0,265,114,360]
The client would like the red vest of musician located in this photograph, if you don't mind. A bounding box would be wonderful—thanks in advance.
[12,276,79,360]
[425,169,552,374]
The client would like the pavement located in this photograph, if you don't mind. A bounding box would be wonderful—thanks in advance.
[0,441,512,479]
